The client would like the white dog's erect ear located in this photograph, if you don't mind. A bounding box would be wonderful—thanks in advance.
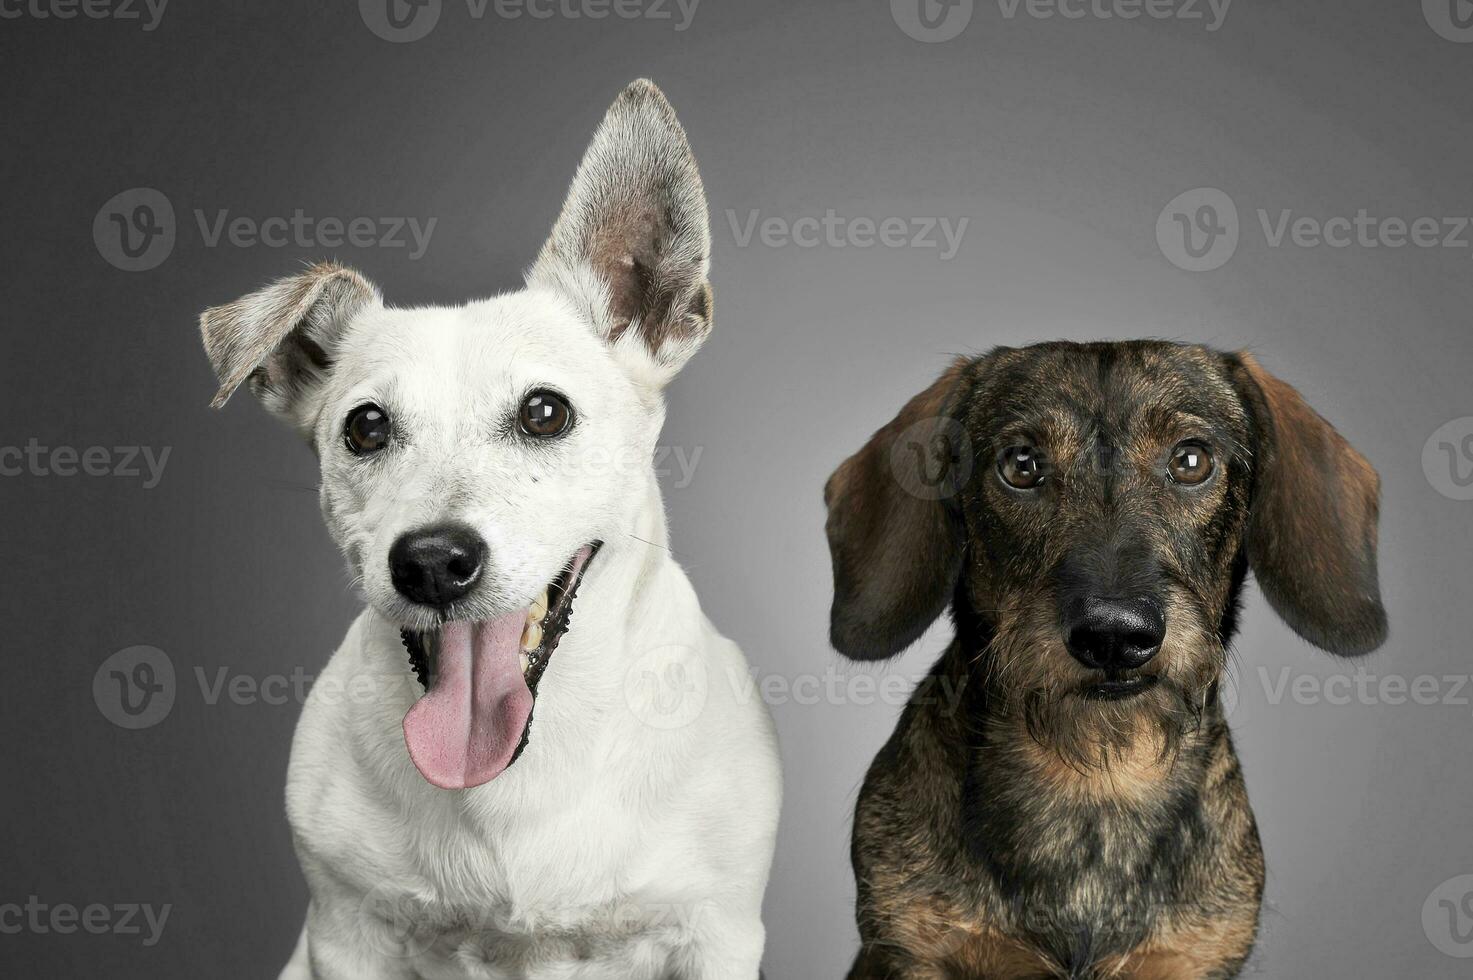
[528,79,712,385]
[200,261,380,432]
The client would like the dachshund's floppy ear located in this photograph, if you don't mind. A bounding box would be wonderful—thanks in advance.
[1227,352,1387,655]
[824,358,972,661]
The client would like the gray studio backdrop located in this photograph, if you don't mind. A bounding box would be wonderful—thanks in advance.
[3,1,1472,977]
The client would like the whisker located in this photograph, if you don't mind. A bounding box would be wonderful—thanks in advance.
[624,532,684,561]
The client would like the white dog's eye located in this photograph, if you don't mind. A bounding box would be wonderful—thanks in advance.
[519,390,573,439]
[344,404,392,455]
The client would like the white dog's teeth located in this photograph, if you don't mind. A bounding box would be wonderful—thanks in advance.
[521,621,543,653]
[529,589,549,623]
[520,651,531,675]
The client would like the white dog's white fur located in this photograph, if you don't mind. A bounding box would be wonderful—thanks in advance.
[201,80,781,980]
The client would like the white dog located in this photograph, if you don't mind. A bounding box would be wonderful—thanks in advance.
[200,80,781,980]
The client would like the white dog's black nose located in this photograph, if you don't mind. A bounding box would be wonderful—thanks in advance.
[389,523,487,609]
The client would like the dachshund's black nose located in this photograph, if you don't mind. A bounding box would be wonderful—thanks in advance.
[389,523,486,608]
[1063,596,1166,671]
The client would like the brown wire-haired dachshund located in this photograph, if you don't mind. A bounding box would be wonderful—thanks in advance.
[824,341,1387,980]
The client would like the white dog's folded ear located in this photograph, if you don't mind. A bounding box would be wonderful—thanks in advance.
[528,79,712,386]
[200,261,380,433]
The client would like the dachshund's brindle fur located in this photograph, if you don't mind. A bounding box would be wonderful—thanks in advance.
[825,342,1386,979]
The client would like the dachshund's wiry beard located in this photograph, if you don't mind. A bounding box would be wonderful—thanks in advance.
[978,592,1225,773]
[1015,675,1210,772]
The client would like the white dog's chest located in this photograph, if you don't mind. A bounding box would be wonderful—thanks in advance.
[371,892,689,980]
[306,753,702,978]
[286,596,777,980]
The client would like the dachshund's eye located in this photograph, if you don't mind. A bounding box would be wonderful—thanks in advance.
[999,445,1047,490]
[519,390,573,439]
[344,404,391,455]
[1168,441,1214,486]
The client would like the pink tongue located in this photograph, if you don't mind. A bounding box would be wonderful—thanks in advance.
[402,612,532,790]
